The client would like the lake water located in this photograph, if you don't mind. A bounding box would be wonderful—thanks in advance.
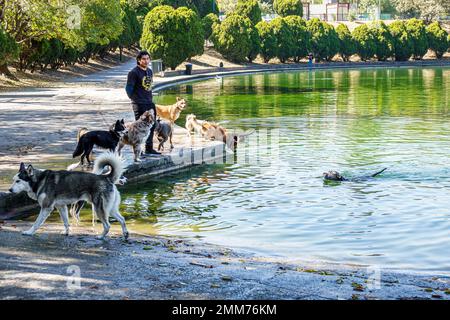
[89,67,450,273]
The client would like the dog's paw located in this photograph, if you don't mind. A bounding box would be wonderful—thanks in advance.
[61,229,70,236]
[123,231,129,241]
[22,229,35,236]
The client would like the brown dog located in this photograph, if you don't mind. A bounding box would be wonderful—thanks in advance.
[118,110,155,162]
[156,97,187,124]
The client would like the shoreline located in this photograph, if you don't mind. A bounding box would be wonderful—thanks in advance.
[1,221,448,300]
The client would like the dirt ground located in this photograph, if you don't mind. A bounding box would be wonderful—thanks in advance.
[0,48,138,90]
[1,221,448,300]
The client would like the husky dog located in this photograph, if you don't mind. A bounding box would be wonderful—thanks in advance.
[156,97,187,124]
[72,120,127,166]
[118,110,155,162]
[69,174,128,225]
[323,168,388,182]
[154,119,174,151]
[9,152,129,239]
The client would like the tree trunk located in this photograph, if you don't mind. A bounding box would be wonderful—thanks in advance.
[0,63,18,80]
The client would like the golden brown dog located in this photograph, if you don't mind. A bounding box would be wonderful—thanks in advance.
[156,97,187,125]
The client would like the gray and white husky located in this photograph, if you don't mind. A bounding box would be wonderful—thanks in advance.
[9,152,129,239]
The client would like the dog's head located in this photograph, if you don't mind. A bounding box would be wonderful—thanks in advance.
[9,163,35,193]
[111,119,127,137]
[175,97,187,110]
[140,109,155,125]
[187,114,196,120]
[323,170,344,181]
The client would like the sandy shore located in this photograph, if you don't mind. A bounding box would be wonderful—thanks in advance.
[1,221,448,300]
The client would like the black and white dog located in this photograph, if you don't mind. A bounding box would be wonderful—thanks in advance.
[72,119,127,166]
[9,152,129,239]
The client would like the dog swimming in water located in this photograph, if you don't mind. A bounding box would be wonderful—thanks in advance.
[323,168,387,181]
[9,152,129,239]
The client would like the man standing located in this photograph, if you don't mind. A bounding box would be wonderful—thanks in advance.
[125,50,160,155]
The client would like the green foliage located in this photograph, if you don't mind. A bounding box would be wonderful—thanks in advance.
[235,0,262,25]
[369,21,393,61]
[202,13,220,40]
[389,20,412,61]
[270,17,294,63]
[140,5,204,69]
[256,20,277,63]
[324,23,339,61]
[306,18,337,62]
[247,24,261,62]
[352,24,376,61]
[426,22,448,59]
[148,0,219,17]
[335,23,355,62]
[0,27,19,66]
[273,0,303,17]
[117,0,142,49]
[212,14,258,62]
[283,16,309,62]
[405,18,428,60]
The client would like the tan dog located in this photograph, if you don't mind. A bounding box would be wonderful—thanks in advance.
[185,114,223,139]
[185,114,255,150]
[185,114,204,137]
[118,110,155,162]
[156,97,187,124]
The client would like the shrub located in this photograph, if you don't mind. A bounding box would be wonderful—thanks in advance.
[273,0,303,17]
[335,23,355,62]
[405,18,428,60]
[284,16,309,62]
[324,23,340,61]
[256,20,277,63]
[235,0,262,25]
[352,24,376,61]
[389,20,412,61]
[270,17,295,63]
[212,14,256,63]
[148,0,219,18]
[140,5,204,70]
[247,25,261,62]
[202,13,220,40]
[370,21,393,61]
[0,27,19,67]
[306,18,338,62]
[426,21,448,59]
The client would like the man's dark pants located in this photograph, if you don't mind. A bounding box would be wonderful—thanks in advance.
[132,102,156,152]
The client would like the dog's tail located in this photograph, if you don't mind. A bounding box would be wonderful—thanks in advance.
[371,168,387,177]
[93,152,124,184]
[72,128,89,158]
[77,128,89,141]
[72,139,84,158]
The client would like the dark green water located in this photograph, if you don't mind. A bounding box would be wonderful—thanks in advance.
[98,67,450,272]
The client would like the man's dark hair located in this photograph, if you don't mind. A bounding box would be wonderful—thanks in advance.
[136,50,150,65]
